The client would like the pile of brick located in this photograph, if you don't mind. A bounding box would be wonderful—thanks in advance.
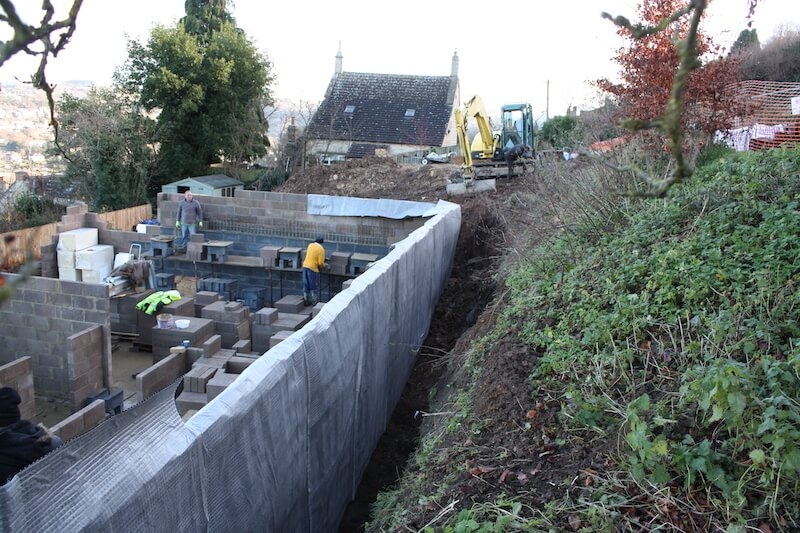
[199,277,239,302]
[173,334,260,417]
[194,291,224,317]
[251,297,312,353]
[201,300,251,349]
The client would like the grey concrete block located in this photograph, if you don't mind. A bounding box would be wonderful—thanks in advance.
[275,295,304,313]
[206,372,239,401]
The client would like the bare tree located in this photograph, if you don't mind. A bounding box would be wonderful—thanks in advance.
[0,0,84,140]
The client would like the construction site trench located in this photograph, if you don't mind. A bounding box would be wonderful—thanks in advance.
[275,158,506,531]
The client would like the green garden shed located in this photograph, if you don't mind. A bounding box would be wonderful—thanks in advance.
[161,174,244,197]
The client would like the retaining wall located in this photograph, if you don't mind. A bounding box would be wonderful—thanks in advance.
[0,198,461,533]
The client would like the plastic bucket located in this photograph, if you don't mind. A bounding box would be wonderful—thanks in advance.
[156,313,172,328]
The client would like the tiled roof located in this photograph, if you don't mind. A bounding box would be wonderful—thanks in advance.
[307,72,455,147]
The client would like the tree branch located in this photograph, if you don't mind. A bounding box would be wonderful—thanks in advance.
[602,0,708,197]
[0,0,84,148]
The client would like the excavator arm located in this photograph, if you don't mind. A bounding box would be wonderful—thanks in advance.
[454,95,499,177]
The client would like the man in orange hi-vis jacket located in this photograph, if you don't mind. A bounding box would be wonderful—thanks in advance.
[302,235,327,305]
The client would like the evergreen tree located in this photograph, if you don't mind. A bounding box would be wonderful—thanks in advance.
[181,0,234,43]
[117,2,274,189]
[731,28,760,55]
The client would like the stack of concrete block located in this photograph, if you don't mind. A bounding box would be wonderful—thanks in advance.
[151,317,215,362]
[182,365,217,394]
[270,329,293,348]
[260,246,281,268]
[250,306,311,354]
[155,273,176,290]
[162,297,195,317]
[232,339,252,353]
[206,372,238,401]
[275,295,304,313]
[57,227,99,282]
[251,308,278,353]
[175,336,262,415]
[194,291,223,317]
[187,233,207,261]
[200,300,251,349]
[240,287,266,312]
[76,244,115,283]
[329,252,352,275]
[111,289,153,334]
[349,252,379,275]
[199,277,239,302]
[278,246,301,269]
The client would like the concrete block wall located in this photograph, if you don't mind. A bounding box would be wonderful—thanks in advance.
[0,356,35,421]
[50,398,106,441]
[156,190,422,250]
[0,275,110,404]
[166,260,347,304]
[136,350,188,403]
[67,325,108,410]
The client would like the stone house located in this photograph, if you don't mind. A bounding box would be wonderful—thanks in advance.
[304,48,461,163]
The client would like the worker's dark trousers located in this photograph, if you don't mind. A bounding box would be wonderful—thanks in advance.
[302,268,319,305]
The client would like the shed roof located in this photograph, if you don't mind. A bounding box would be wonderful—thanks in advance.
[172,174,243,188]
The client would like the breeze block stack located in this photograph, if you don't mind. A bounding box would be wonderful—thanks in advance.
[200,300,251,349]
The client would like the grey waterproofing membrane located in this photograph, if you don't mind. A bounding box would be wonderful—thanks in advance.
[0,197,461,533]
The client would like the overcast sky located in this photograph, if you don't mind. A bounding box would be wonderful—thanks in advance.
[2,0,798,120]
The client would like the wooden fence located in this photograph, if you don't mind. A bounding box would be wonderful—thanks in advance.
[0,204,153,268]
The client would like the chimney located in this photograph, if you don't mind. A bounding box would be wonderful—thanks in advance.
[335,41,343,76]
[287,116,297,144]
[450,50,459,78]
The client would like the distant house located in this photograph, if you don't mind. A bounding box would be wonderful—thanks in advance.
[304,47,461,163]
[161,174,244,197]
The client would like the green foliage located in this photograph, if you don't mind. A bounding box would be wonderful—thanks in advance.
[55,88,154,211]
[624,395,671,484]
[181,0,233,43]
[254,168,289,191]
[422,500,530,532]
[499,148,800,525]
[694,141,734,169]
[740,29,800,82]
[731,28,760,55]
[11,192,62,228]
[117,6,274,188]
[539,115,583,150]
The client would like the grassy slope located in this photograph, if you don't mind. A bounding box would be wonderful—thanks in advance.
[368,148,800,532]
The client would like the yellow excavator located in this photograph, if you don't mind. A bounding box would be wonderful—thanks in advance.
[448,95,535,194]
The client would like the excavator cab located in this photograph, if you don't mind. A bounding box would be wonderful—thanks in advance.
[499,103,535,154]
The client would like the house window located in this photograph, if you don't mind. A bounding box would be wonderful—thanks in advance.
[344,105,355,114]
[404,109,415,118]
